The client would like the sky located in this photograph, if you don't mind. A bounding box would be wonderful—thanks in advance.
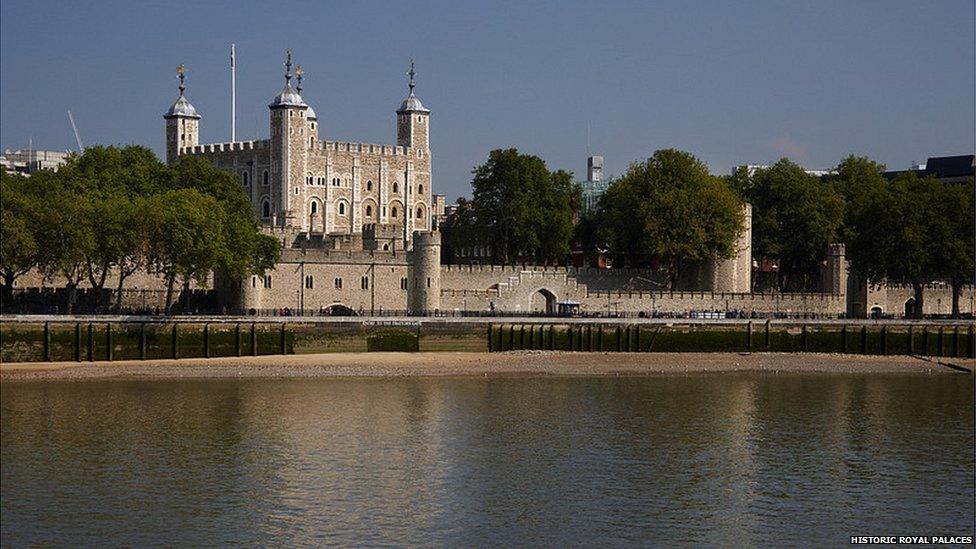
[1,0,973,200]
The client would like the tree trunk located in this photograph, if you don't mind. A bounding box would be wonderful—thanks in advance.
[950,280,961,319]
[911,282,925,319]
[1,271,15,309]
[65,282,78,314]
[164,275,176,314]
[114,272,128,313]
[181,278,191,313]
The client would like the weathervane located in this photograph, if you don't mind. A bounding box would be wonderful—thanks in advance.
[176,64,186,94]
[407,58,416,95]
[284,50,293,84]
[296,65,304,94]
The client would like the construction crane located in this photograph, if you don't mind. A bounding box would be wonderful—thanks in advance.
[67,110,84,152]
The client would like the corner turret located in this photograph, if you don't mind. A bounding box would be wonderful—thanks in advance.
[164,64,201,165]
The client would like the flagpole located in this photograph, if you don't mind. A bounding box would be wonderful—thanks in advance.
[231,43,236,142]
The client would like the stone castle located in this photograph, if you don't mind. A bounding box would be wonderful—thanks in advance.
[166,53,432,245]
[6,53,971,318]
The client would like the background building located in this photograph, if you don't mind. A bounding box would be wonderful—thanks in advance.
[578,155,609,211]
[0,148,70,174]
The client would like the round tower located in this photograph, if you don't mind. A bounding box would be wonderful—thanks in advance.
[164,64,201,165]
[407,231,441,315]
[710,202,752,293]
[396,59,430,151]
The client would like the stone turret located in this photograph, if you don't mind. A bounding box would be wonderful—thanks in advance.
[269,50,309,228]
[164,64,200,165]
[711,202,753,293]
[407,231,441,315]
[823,243,847,296]
[396,59,430,151]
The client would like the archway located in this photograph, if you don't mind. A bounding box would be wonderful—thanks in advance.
[322,304,357,316]
[904,297,916,318]
[870,306,883,319]
[529,288,556,315]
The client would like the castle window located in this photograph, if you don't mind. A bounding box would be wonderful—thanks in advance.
[310,137,314,146]
[334,278,343,289]
[418,184,423,194]
[311,123,316,130]
[263,170,269,185]
[366,180,373,191]
[310,201,318,215]
[427,277,431,288]
[400,277,408,290]
[251,276,257,288]
[242,171,249,186]
[383,243,389,251]
[365,205,372,217]
[294,188,300,195]
[262,200,271,219]
[305,275,314,289]
[416,206,424,219]
[391,207,398,219]
[263,275,272,289]
[361,276,369,290]
[338,202,346,215]
[393,182,399,193]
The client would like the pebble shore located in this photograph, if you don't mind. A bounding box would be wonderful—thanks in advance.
[1,351,967,381]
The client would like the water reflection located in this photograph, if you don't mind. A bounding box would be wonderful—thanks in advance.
[2,374,973,546]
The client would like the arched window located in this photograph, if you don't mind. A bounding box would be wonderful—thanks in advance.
[393,182,399,193]
[416,206,424,219]
[310,137,314,146]
[366,180,373,191]
[365,205,373,217]
[391,207,398,218]
[310,201,318,215]
[338,202,346,215]
[261,200,270,219]
[241,171,249,186]
[418,184,423,194]
[263,170,269,185]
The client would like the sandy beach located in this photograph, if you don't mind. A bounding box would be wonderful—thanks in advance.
[1,351,970,381]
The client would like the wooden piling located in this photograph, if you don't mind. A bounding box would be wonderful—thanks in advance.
[280,323,287,355]
[75,323,82,362]
[172,323,178,359]
[880,325,887,355]
[840,325,847,353]
[860,326,867,354]
[87,323,94,362]
[139,323,147,360]
[251,323,257,356]
[106,323,113,362]
[236,323,242,356]
[746,322,753,352]
[43,322,51,362]
[203,323,210,358]
[764,320,770,350]
[937,327,944,357]
[952,326,959,357]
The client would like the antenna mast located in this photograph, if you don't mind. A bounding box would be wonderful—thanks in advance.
[231,43,236,142]
[68,110,84,152]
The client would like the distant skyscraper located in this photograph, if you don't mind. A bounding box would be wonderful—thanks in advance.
[579,155,609,211]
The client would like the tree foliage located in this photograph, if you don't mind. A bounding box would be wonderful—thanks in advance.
[736,159,844,291]
[450,149,581,264]
[592,149,744,287]
[0,146,280,313]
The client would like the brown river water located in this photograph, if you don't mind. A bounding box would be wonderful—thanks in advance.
[2,373,973,546]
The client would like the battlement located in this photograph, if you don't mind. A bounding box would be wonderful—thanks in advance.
[442,264,569,274]
[279,247,407,266]
[310,140,417,157]
[183,140,270,155]
[586,290,845,301]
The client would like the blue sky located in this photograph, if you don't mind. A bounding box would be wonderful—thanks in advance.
[1,0,973,199]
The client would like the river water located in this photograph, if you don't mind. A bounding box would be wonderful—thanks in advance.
[2,374,973,546]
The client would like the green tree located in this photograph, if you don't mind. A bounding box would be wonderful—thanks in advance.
[0,169,42,305]
[741,159,844,291]
[930,178,974,317]
[595,149,744,287]
[145,189,227,312]
[461,149,581,264]
[32,171,96,313]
